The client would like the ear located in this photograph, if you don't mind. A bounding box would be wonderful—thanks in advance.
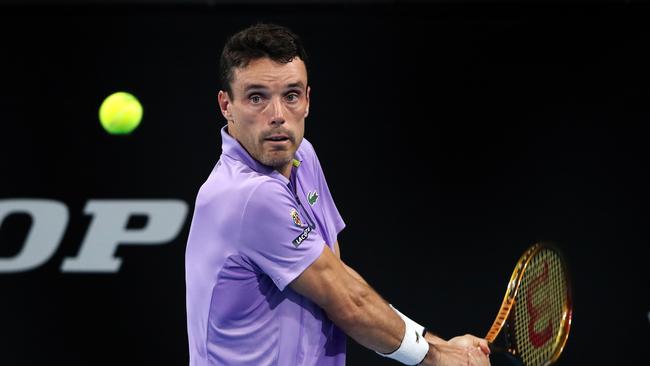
[218,90,233,122]
[304,86,311,118]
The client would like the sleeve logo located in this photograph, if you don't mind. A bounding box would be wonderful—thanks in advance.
[292,226,312,248]
[290,208,311,247]
[290,208,304,227]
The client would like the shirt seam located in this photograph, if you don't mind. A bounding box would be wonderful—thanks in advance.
[205,282,217,365]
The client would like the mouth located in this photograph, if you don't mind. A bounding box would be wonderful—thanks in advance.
[264,134,291,143]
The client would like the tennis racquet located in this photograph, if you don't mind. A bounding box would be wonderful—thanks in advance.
[485,242,573,366]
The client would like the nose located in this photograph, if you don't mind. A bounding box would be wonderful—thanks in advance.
[267,97,286,125]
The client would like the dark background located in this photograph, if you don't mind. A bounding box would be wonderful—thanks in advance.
[1,1,649,365]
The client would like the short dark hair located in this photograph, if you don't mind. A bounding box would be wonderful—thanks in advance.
[219,23,309,97]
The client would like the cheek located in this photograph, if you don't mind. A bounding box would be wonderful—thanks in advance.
[291,105,307,117]
[235,113,262,138]
[246,128,263,146]
[294,125,305,144]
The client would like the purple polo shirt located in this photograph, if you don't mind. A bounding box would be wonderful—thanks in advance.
[185,126,346,366]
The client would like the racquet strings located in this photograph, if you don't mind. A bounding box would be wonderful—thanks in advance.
[511,247,570,366]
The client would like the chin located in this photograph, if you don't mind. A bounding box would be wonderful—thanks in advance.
[260,155,292,169]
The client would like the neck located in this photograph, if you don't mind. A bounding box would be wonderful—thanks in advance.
[278,163,292,179]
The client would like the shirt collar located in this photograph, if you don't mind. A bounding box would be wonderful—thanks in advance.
[220,125,303,183]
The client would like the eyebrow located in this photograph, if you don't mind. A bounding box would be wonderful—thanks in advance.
[286,82,306,90]
[243,84,268,92]
[243,82,306,93]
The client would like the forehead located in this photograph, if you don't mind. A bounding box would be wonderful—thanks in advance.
[231,57,308,90]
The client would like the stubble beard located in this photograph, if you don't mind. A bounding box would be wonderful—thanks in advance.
[259,155,292,169]
[256,130,297,169]
[257,146,294,169]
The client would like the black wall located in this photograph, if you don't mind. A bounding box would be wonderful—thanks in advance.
[1,3,649,365]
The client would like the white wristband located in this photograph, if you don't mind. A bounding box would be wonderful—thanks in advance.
[390,304,426,336]
[376,317,429,365]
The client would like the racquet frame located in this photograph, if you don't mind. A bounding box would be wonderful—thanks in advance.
[485,242,573,365]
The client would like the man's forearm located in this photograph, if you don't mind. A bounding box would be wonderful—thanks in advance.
[291,247,431,362]
[342,261,370,286]
[342,261,438,344]
[324,271,406,354]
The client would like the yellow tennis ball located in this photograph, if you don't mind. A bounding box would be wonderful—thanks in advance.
[99,92,143,135]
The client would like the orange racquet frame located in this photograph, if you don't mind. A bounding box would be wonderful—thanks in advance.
[485,242,573,365]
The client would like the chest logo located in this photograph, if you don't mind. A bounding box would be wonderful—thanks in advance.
[307,190,319,206]
[290,208,304,227]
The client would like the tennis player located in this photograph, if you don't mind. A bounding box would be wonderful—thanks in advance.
[185,23,491,366]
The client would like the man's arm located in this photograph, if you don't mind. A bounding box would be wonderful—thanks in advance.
[290,244,405,354]
[334,241,370,286]
[290,244,490,366]
[335,241,446,345]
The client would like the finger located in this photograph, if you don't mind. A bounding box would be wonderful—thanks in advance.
[470,347,491,366]
[478,341,490,355]
[468,347,486,366]
[467,348,474,366]
[470,337,490,355]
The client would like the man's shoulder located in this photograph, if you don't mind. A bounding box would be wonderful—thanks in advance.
[235,177,292,225]
[298,137,316,156]
[198,158,287,211]
[297,137,322,169]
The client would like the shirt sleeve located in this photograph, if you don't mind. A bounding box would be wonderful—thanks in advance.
[238,179,326,291]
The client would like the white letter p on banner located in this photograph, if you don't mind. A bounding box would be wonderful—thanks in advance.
[61,200,188,273]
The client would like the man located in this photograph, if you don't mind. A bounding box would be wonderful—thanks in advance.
[185,23,491,366]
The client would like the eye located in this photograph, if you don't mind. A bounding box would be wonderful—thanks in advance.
[285,93,300,102]
[249,94,263,104]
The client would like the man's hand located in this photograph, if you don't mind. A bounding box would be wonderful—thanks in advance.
[448,334,491,356]
[424,332,447,346]
[419,334,491,366]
